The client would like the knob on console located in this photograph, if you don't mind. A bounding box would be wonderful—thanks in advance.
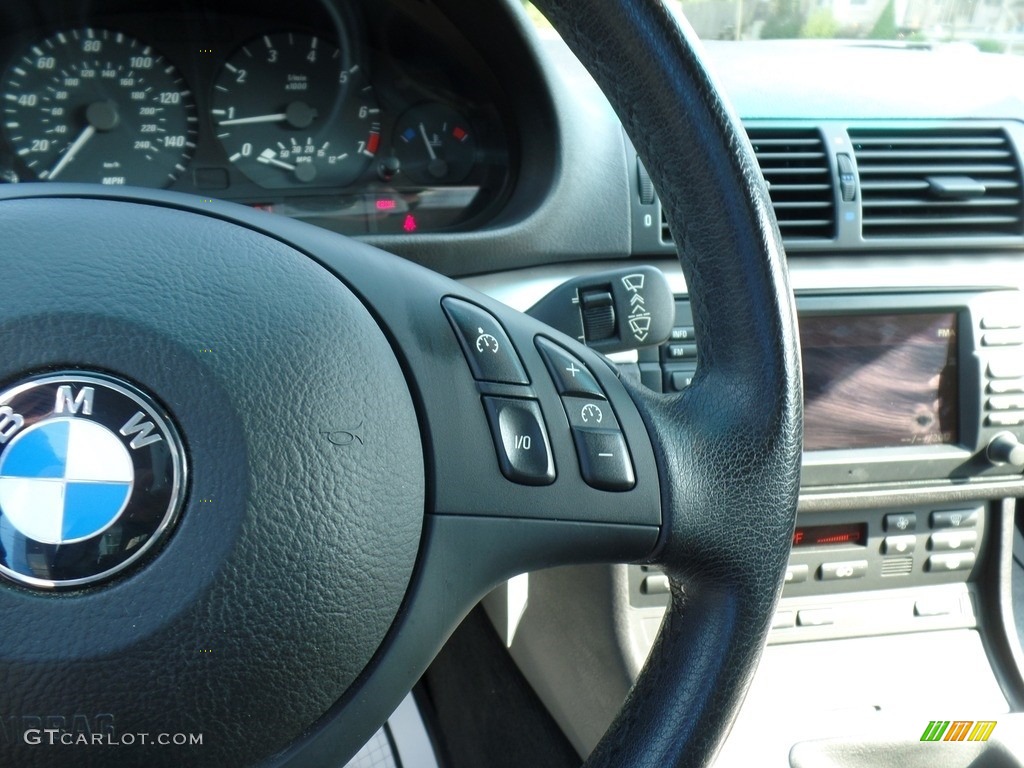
[987,432,1024,468]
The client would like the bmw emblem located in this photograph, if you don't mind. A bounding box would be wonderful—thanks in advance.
[0,372,186,589]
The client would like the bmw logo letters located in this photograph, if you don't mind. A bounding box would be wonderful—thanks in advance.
[0,373,186,588]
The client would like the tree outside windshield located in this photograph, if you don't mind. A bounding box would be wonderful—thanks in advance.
[525,0,1024,52]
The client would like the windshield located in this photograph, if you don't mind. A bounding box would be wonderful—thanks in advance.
[525,0,1024,53]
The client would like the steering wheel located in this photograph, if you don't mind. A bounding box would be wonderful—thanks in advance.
[0,0,801,766]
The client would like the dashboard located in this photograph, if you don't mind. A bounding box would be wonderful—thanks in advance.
[3,0,1024,767]
[0,0,515,236]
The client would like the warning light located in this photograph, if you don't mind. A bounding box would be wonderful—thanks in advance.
[452,126,469,142]
[249,203,274,213]
[375,199,397,211]
[402,214,418,233]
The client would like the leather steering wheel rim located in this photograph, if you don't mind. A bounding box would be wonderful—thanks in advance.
[0,1,801,766]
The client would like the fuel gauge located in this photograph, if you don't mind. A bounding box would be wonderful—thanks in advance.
[391,103,476,185]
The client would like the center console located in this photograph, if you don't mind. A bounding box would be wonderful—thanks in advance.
[625,289,1024,642]
[475,278,1024,766]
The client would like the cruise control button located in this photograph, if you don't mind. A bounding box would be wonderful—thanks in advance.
[883,535,916,555]
[481,397,555,485]
[443,298,529,384]
[930,509,979,529]
[884,512,917,532]
[563,397,619,430]
[927,552,976,573]
[570,428,635,491]
[930,530,978,551]
[819,560,868,581]
[535,337,605,398]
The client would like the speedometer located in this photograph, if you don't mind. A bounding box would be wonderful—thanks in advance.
[1,28,196,186]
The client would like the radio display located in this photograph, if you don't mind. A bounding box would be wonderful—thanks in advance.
[802,312,959,451]
[793,523,867,548]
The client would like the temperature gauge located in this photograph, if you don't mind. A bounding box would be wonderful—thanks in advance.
[391,103,476,185]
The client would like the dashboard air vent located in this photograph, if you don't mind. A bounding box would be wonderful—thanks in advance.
[850,127,1024,238]
[746,127,836,240]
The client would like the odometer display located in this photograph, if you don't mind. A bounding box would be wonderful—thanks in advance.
[2,28,196,186]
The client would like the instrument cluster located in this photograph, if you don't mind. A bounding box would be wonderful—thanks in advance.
[0,0,513,235]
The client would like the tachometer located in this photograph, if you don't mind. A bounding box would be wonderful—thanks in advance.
[1,28,196,186]
[211,33,380,189]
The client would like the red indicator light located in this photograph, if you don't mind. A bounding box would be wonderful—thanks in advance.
[366,132,380,155]
[249,203,274,213]
[402,214,417,233]
[793,523,867,548]
[375,199,396,211]
[452,125,469,142]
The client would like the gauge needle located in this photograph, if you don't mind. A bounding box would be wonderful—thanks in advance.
[219,113,287,126]
[419,123,438,161]
[256,149,296,172]
[42,125,96,180]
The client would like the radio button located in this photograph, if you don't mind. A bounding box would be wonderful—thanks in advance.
[988,379,1024,395]
[981,314,1023,330]
[884,512,917,532]
[664,343,698,361]
[988,395,1024,411]
[819,560,868,581]
[982,330,1024,347]
[785,564,809,584]
[988,360,1024,379]
[669,326,696,341]
[883,535,917,555]
[669,369,696,391]
[927,552,976,573]
[930,509,979,529]
[930,530,978,551]
[986,411,1024,427]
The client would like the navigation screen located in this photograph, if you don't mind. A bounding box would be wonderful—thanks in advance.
[801,312,959,451]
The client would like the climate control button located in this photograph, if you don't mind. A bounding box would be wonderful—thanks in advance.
[927,552,976,573]
[819,560,868,581]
